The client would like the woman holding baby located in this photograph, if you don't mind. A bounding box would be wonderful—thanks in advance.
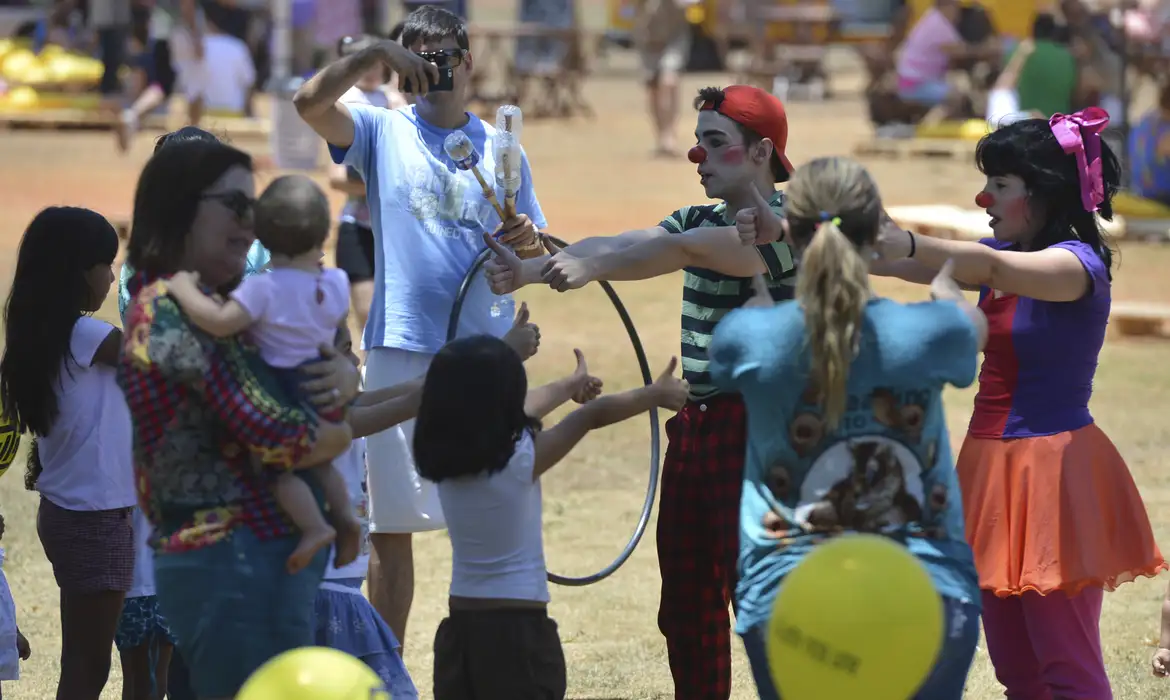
[118,131,361,700]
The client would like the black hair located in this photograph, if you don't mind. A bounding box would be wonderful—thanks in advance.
[975,117,1119,277]
[1033,12,1058,41]
[128,135,252,275]
[0,207,119,438]
[413,335,539,483]
[254,175,331,257]
[401,5,469,51]
[388,20,406,42]
[152,125,223,153]
[694,86,790,183]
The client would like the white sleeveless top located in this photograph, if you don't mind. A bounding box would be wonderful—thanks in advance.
[437,431,548,603]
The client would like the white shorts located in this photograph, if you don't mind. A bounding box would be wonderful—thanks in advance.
[365,347,444,534]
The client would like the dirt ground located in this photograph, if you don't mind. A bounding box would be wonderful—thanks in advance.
[4,9,1170,699]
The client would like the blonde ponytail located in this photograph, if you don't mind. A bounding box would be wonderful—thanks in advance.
[795,218,870,430]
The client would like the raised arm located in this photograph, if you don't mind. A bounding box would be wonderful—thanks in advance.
[878,226,1093,302]
[524,349,602,419]
[293,41,437,148]
[349,384,423,439]
[532,358,687,479]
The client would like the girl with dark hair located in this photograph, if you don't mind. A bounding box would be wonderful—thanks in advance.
[118,135,360,699]
[0,206,129,700]
[873,109,1166,698]
[415,336,682,700]
[708,156,987,700]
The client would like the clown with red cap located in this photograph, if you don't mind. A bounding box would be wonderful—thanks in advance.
[482,84,796,700]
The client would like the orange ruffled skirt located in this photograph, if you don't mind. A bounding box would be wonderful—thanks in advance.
[957,423,1167,598]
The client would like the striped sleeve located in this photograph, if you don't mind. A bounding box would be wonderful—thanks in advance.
[755,194,796,280]
[658,206,691,234]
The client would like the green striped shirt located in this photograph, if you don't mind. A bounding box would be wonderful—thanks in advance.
[659,191,796,399]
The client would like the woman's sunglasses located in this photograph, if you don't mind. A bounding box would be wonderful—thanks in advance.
[416,48,467,68]
[201,191,255,221]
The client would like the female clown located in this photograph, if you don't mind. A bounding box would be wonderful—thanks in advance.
[873,107,1166,699]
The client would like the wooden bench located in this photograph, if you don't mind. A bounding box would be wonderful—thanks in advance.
[1111,302,1170,339]
[720,3,838,100]
[468,24,594,119]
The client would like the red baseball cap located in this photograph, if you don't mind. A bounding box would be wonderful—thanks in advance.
[698,85,794,182]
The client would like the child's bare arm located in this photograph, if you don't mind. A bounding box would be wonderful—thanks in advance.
[1154,581,1170,677]
[532,357,686,479]
[353,377,425,406]
[166,272,253,337]
[525,349,602,419]
[349,388,423,438]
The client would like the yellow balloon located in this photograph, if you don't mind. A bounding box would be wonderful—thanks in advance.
[767,533,943,700]
[236,647,391,700]
[0,412,20,479]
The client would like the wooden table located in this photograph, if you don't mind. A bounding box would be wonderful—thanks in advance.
[468,24,594,120]
[716,4,840,99]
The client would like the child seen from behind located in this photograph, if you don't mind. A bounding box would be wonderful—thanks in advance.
[166,175,358,574]
[0,512,31,699]
[413,335,687,700]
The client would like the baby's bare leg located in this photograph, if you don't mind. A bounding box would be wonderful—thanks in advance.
[275,471,336,574]
[311,463,363,569]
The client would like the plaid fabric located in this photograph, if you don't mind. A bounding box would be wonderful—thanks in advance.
[118,271,318,554]
[37,497,135,593]
[659,194,796,400]
[656,394,747,700]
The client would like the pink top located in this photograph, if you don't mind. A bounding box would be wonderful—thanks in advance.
[231,267,350,369]
[896,8,962,90]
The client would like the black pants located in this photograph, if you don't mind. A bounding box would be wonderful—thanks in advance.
[334,220,376,284]
[433,608,567,700]
[98,26,127,96]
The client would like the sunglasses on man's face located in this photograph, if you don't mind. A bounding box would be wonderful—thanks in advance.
[201,191,255,220]
[416,48,467,68]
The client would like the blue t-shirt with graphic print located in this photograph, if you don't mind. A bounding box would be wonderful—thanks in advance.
[328,104,547,354]
[708,297,982,635]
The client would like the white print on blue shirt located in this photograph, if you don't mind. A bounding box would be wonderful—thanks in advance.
[330,104,548,355]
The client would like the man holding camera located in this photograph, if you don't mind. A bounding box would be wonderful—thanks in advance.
[294,5,546,651]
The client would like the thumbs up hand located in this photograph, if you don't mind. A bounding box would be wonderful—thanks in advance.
[734,186,784,246]
[743,273,775,309]
[483,232,526,295]
[502,301,540,360]
[568,348,604,404]
[539,237,595,293]
[651,356,689,410]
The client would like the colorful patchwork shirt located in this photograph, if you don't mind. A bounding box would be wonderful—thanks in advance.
[117,272,318,553]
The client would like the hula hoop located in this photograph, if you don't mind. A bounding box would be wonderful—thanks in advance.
[446,235,661,587]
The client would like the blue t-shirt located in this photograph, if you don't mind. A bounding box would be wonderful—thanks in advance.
[329,104,547,354]
[708,297,982,635]
[117,241,271,323]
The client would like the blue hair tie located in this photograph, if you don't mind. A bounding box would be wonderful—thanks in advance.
[820,211,831,221]
[819,211,842,227]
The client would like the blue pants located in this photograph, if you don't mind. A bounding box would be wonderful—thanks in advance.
[154,526,328,699]
[741,596,980,700]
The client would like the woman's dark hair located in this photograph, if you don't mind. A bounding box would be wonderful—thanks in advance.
[413,335,539,483]
[693,86,790,182]
[976,116,1119,277]
[401,4,469,51]
[152,125,222,153]
[128,135,252,275]
[0,207,119,437]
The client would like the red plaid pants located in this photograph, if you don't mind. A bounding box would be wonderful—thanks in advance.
[657,393,746,700]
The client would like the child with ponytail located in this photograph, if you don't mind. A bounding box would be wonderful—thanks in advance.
[709,156,989,699]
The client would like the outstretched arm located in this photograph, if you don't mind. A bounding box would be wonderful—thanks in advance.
[878,227,1092,302]
[485,226,671,293]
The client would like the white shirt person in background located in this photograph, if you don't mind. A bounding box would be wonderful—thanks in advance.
[293,5,545,650]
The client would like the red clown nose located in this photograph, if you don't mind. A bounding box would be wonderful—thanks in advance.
[975,192,995,209]
[688,146,708,164]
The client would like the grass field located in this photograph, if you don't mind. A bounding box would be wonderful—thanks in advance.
[3,4,1170,698]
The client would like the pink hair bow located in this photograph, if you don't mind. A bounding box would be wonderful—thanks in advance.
[1049,107,1110,212]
